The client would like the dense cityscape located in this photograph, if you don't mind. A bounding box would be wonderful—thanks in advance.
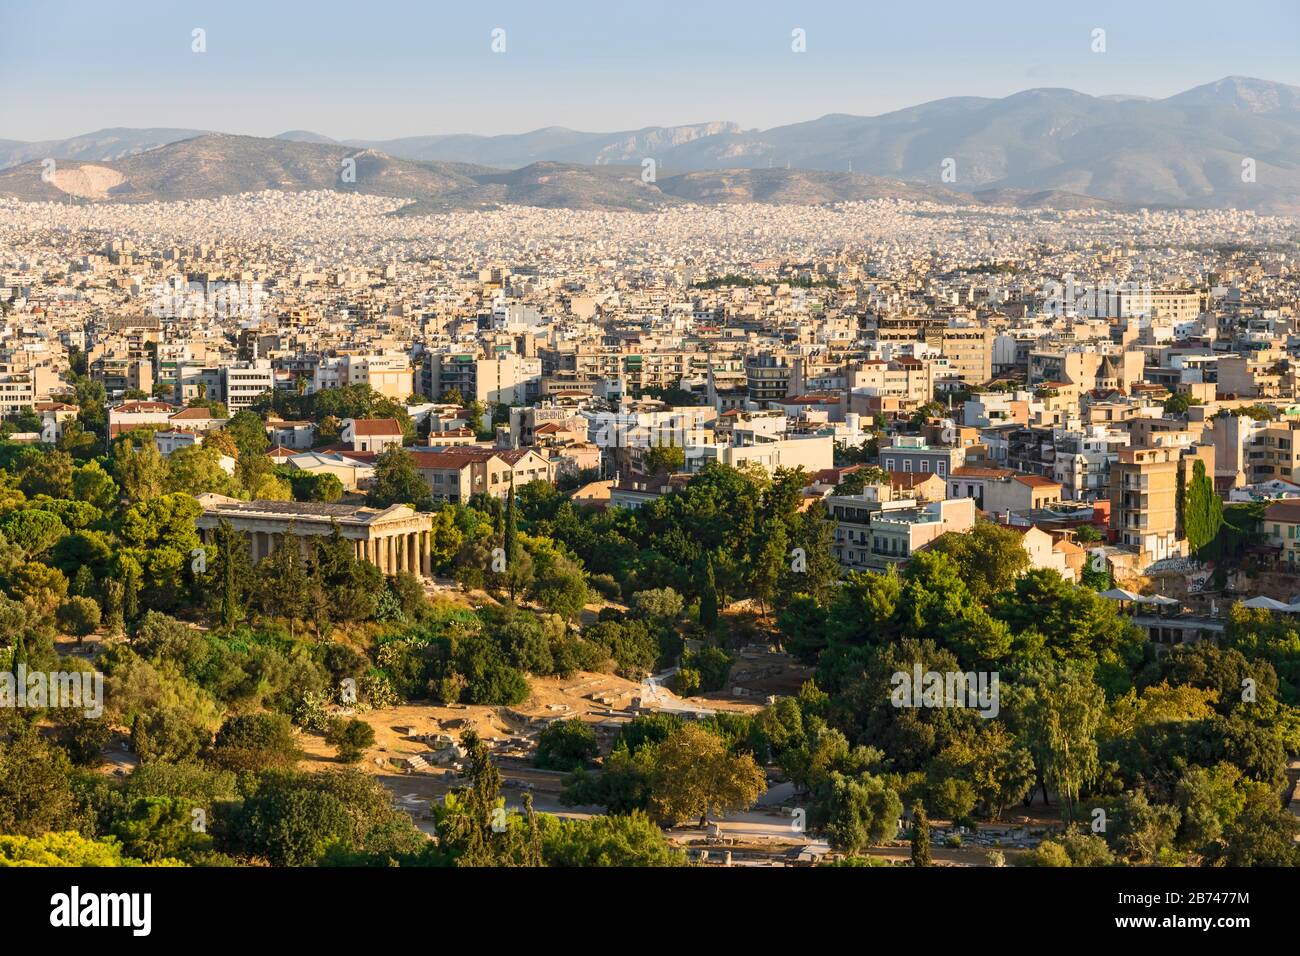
[3,0,1298,939]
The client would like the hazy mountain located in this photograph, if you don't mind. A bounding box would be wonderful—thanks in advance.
[656,168,966,205]
[1164,76,1300,113]
[361,77,1300,212]
[0,134,485,203]
[647,80,1300,212]
[0,128,207,169]
[348,122,744,167]
[0,134,972,212]
[274,130,340,144]
[7,78,1300,211]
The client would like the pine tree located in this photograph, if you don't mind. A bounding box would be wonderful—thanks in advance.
[910,801,932,867]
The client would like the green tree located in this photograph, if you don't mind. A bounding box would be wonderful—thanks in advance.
[165,443,240,496]
[1014,661,1105,817]
[643,444,686,475]
[55,596,101,643]
[367,447,431,510]
[927,522,1031,602]
[109,796,212,863]
[112,436,169,502]
[324,717,376,763]
[699,557,720,631]
[72,461,119,510]
[209,713,303,772]
[0,509,67,557]
[1212,782,1300,866]
[0,832,155,867]
[535,719,599,772]
[815,772,903,854]
[435,730,543,866]
[1183,460,1223,556]
[538,811,684,866]
[646,723,766,827]
[225,410,270,459]
[0,726,81,836]
[910,801,932,867]
[208,521,252,630]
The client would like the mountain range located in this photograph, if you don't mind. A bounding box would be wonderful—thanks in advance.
[4,77,1300,213]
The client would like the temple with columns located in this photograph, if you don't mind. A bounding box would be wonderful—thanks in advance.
[193,494,437,578]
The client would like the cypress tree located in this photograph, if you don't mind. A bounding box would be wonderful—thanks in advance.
[504,477,518,563]
[910,801,932,867]
[700,557,719,631]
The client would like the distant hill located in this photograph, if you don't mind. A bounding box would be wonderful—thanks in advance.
[0,134,486,204]
[348,122,743,168]
[8,78,1300,211]
[655,168,966,205]
[274,130,340,144]
[0,135,976,211]
[0,127,208,169]
[644,79,1300,213]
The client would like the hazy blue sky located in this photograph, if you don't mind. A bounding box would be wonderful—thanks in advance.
[3,0,1299,140]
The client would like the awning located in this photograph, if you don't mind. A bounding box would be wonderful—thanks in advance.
[1240,596,1293,611]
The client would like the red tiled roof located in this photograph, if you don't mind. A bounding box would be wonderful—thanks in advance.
[336,450,378,463]
[349,418,402,436]
[171,406,218,420]
[408,449,494,470]
[950,465,1014,479]
[112,401,173,414]
[1014,474,1061,488]
[1264,500,1300,523]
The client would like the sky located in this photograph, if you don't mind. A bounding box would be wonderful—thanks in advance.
[3,0,1300,141]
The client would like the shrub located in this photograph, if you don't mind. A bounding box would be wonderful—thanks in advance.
[325,717,376,763]
[535,719,598,771]
[208,713,302,772]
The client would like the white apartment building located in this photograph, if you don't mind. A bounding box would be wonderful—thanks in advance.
[221,360,275,412]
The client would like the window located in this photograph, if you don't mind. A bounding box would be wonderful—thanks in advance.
[903,460,913,473]
[885,458,895,470]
